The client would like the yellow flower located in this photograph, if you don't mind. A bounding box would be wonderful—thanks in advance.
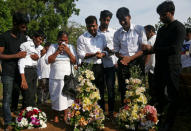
[75,111,80,116]
[82,105,92,111]
[126,91,134,97]
[90,91,100,100]
[83,97,92,105]
[79,117,88,126]
[133,104,138,112]
[137,94,147,104]
[131,110,139,120]
[73,103,80,110]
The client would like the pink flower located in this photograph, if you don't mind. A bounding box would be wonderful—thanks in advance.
[124,105,130,110]
[31,117,40,126]
[17,116,22,122]
[143,105,158,123]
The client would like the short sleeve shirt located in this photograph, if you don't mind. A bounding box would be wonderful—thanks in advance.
[45,43,77,79]
[0,30,27,76]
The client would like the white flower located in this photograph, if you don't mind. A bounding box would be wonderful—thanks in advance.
[31,115,37,118]
[42,112,47,118]
[40,120,47,128]
[26,106,33,111]
[79,79,86,86]
[28,125,34,129]
[90,75,95,80]
[85,87,91,92]
[86,81,93,87]
[135,87,146,95]
[19,118,28,127]
[125,79,129,84]
[33,107,38,110]
[78,75,83,82]
[129,78,142,84]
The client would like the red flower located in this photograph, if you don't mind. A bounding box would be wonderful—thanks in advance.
[33,109,39,115]
[26,111,34,118]
[19,109,25,116]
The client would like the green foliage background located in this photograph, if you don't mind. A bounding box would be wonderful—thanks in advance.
[0,0,86,45]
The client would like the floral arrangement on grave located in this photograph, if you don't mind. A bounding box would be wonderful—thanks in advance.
[67,66,105,131]
[15,107,47,130]
[117,66,158,130]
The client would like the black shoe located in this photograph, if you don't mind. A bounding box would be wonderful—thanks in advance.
[158,121,173,131]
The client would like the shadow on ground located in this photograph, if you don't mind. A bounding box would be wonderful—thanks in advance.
[1,72,191,130]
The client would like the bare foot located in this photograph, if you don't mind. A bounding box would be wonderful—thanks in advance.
[54,116,59,123]
[4,125,13,131]
[64,116,69,125]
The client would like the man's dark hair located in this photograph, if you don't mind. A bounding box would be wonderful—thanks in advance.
[186,28,191,34]
[157,1,175,14]
[144,25,155,33]
[85,16,97,25]
[57,31,68,39]
[116,7,130,20]
[33,30,46,39]
[13,12,29,26]
[100,10,113,19]
[44,42,51,47]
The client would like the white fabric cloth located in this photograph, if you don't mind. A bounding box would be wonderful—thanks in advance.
[77,31,107,64]
[113,24,147,56]
[98,28,118,68]
[45,43,76,79]
[49,79,73,111]
[46,43,76,111]
[18,40,43,74]
[145,35,156,74]
[181,40,191,68]
[37,54,50,79]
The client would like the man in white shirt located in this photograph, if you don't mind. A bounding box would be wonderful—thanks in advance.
[98,10,117,116]
[113,7,147,105]
[18,30,45,108]
[37,42,51,105]
[181,28,191,69]
[77,16,107,111]
[144,25,156,104]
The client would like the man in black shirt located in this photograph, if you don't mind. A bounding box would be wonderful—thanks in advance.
[0,12,29,130]
[142,1,186,131]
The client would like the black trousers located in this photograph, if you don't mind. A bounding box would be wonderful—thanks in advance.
[117,56,145,105]
[11,74,21,112]
[153,65,181,118]
[21,67,38,108]
[92,64,105,111]
[104,67,116,113]
[148,72,156,105]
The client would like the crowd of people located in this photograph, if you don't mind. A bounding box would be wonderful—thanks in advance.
[0,1,190,131]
